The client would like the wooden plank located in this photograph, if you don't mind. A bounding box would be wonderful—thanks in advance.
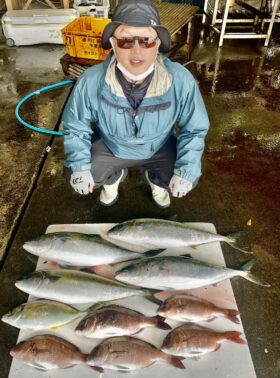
[157,3,199,36]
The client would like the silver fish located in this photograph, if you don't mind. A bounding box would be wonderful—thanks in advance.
[87,336,185,372]
[23,232,152,266]
[10,334,87,370]
[115,256,270,290]
[2,299,90,330]
[157,294,240,323]
[161,324,246,358]
[108,218,251,253]
[75,304,170,338]
[15,269,147,304]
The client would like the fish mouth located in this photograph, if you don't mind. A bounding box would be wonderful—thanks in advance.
[23,241,38,254]
[1,315,9,323]
[9,349,16,357]
[75,329,85,337]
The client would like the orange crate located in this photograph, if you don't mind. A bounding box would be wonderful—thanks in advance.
[62,17,111,60]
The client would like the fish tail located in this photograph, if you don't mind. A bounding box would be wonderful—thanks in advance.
[143,249,165,258]
[226,231,252,254]
[244,273,271,287]
[224,331,247,345]
[165,355,185,369]
[88,365,104,373]
[152,315,171,330]
[240,259,271,287]
[144,290,162,305]
[225,309,240,324]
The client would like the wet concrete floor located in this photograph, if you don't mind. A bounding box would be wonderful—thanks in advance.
[0,19,279,378]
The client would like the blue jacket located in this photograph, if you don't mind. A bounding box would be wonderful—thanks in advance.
[62,54,209,183]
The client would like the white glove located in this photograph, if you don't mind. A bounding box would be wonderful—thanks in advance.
[70,170,94,195]
[169,174,193,198]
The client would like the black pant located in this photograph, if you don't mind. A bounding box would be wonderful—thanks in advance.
[65,133,177,189]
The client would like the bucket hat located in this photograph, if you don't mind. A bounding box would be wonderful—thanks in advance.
[101,0,171,52]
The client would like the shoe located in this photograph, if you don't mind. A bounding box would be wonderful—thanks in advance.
[100,169,127,206]
[145,170,170,208]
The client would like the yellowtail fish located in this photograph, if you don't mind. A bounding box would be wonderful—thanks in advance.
[108,218,251,253]
[115,256,270,290]
[15,269,152,305]
[23,232,161,266]
[2,299,93,330]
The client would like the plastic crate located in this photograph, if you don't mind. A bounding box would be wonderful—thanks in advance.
[61,17,111,60]
[76,4,109,18]
[73,0,109,18]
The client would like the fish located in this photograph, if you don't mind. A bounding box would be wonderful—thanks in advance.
[1,299,92,330]
[107,218,251,253]
[87,336,185,372]
[115,256,270,290]
[75,304,171,338]
[161,324,246,358]
[23,232,160,266]
[157,294,240,324]
[10,334,87,370]
[15,269,151,305]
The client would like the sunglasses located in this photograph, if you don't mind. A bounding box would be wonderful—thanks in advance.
[112,36,158,49]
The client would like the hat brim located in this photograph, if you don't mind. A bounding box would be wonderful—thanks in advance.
[101,21,171,53]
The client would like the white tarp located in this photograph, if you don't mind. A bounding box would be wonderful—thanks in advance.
[9,223,256,378]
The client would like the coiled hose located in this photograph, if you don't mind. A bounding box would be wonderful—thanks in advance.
[15,80,74,136]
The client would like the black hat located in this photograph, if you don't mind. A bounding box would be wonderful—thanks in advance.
[101,0,171,53]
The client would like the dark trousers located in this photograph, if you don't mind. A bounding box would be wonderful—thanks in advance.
[65,133,177,189]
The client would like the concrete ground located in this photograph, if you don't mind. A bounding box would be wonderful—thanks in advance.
[0,17,280,378]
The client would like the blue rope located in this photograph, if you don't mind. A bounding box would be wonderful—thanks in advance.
[15,80,74,136]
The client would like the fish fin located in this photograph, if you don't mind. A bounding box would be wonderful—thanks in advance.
[80,266,96,273]
[226,231,252,254]
[153,315,171,330]
[190,245,199,250]
[240,259,255,271]
[86,302,107,313]
[50,325,62,330]
[48,260,64,268]
[89,366,104,373]
[144,249,165,258]
[225,309,240,324]
[87,264,115,280]
[167,356,185,369]
[181,254,193,259]
[168,214,178,221]
[214,344,221,352]
[224,331,247,344]
[240,259,271,287]
[154,289,192,302]
[116,365,131,372]
[244,273,271,287]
